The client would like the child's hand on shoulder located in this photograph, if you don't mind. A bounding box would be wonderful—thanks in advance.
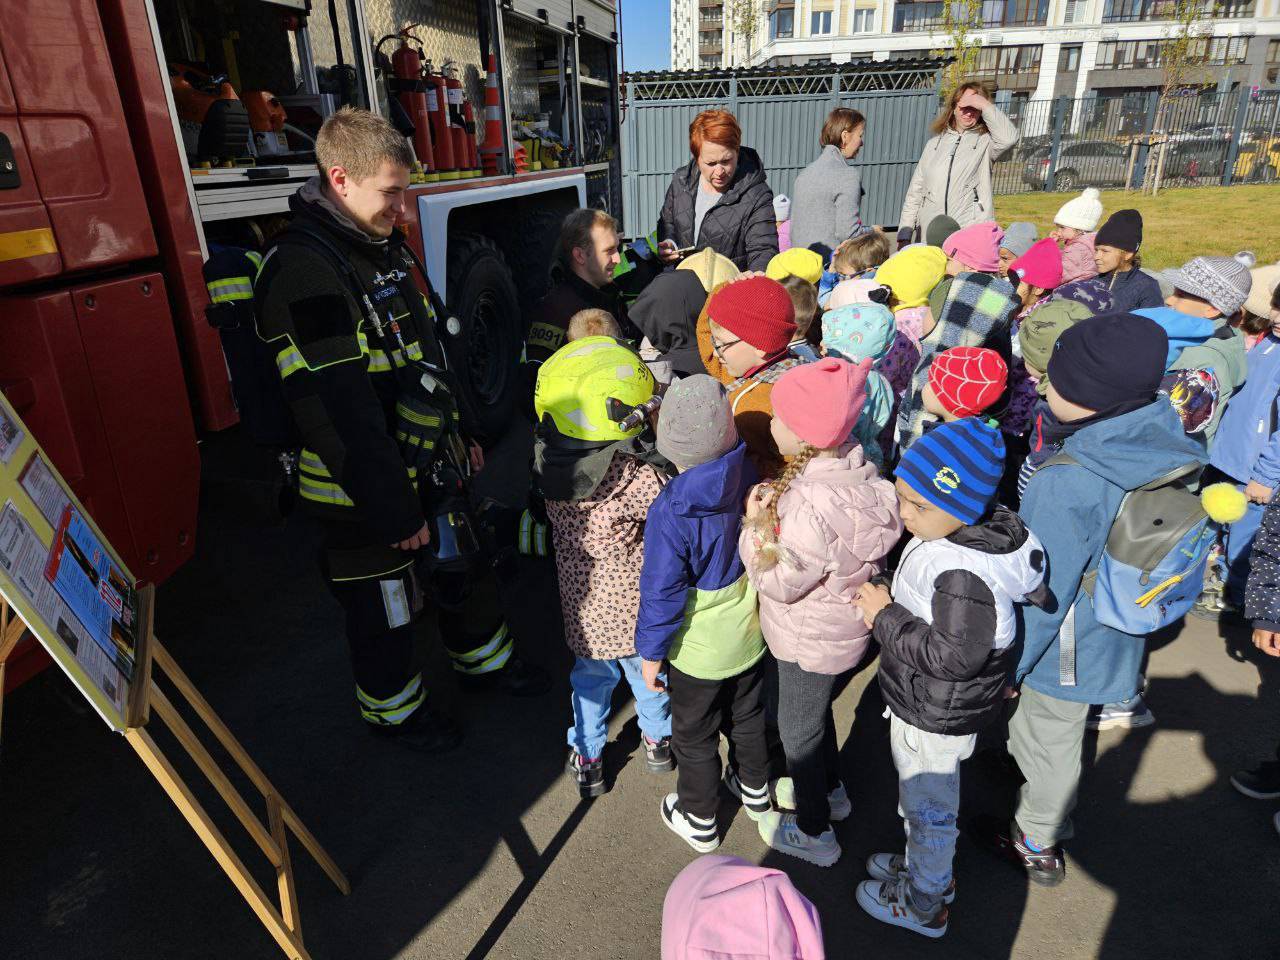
[744,482,774,521]
[641,659,668,692]
[855,581,893,629]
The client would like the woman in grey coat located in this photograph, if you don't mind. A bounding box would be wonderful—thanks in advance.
[897,81,1019,246]
[789,108,867,259]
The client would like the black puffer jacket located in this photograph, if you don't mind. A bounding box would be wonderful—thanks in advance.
[657,146,778,272]
[874,507,1048,736]
[628,270,707,377]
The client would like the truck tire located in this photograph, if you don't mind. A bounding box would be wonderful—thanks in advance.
[445,233,522,446]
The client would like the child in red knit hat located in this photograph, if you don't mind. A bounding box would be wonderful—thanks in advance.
[697,275,800,477]
[923,347,1009,423]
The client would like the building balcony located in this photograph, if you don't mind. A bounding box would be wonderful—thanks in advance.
[698,0,721,8]
[766,0,795,12]
[1100,0,1254,22]
[700,42,724,54]
[892,0,1048,33]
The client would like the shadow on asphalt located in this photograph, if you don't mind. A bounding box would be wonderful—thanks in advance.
[3,426,1280,960]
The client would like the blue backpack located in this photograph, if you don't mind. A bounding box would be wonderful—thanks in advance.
[1046,454,1215,635]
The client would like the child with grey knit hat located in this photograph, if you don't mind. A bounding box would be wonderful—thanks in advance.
[636,375,774,854]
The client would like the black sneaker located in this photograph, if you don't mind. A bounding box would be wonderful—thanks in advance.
[1230,759,1280,800]
[567,750,607,798]
[643,735,675,773]
[458,653,552,698]
[968,814,1066,887]
[367,706,462,755]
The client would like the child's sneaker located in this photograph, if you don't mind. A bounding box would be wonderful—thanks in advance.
[865,853,956,903]
[968,814,1066,887]
[1086,693,1155,731]
[566,750,606,798]
[855,878,949,939]
[773,777,852,821]
[643,735,676,773]
[1230,758,1280,800]
[660,793,719,853]
[756,810,841,867]
[722,767,772,821]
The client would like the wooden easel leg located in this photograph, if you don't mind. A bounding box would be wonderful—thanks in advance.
[125,726,312,960]
[150,641,351,895]
[0,606,27,748]
[267,794,302,938]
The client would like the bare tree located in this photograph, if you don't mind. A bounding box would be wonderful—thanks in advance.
[1144,0,1218,192]
[931,0,984,100]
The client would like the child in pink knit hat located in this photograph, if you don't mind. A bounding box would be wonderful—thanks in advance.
[740,358,903,868]
[942,221,1004,275]
[662,855,825,960]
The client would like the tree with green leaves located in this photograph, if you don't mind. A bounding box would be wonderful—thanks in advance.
[931,0,984,101]
[1144,0,1218,192]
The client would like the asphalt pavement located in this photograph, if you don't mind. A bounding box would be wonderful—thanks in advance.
[2,425,1278,960]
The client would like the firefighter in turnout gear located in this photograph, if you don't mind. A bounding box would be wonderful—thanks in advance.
[252,109,550,754]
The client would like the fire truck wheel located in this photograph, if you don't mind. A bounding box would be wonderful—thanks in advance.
[446,233,522,447]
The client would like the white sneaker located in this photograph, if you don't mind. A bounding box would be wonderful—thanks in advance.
[661,793,720,853]
[865,853,956,903]
[756,810,841,866]
[722,768,772,821]
[772,777,852,821]
[855,878,949,939]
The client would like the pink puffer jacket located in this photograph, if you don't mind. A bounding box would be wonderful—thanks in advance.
[739,446,902,674]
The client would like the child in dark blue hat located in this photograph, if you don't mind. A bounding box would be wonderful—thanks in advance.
[852,417,1047,938]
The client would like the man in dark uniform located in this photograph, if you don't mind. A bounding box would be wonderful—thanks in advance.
[254,108,548,754]
[522,209,632,406]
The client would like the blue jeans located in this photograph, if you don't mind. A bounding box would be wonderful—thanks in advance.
[567,655,671,759]
[1225,496,1266,606]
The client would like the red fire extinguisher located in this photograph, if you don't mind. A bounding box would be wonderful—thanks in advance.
[462,98,479,175]
[391,35,433,177]
[444,64,469,179]
[426,62,456,179]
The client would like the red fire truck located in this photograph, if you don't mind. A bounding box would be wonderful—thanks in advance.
[0,0,623,688]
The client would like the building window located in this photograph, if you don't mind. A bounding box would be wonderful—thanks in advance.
[769,8,794,39]
[969,44,1043,79]
[810,10,833,34]
[1059,45,1080,73]
[1268,39,1280,63]
[852,7,875,32]
[699,55,720,69]
[1096,36,1250,69]
[1101,0,1254,22]
[893,0,1047,32]
[1062,0,1086,21]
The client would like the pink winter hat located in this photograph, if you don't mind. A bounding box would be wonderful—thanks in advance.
[772,356,872,448]
[1010,237,1064,290]
[826,277,881,308]
[662,855,825,960]
[1060,232,1098,284]
[943,220,1004,273]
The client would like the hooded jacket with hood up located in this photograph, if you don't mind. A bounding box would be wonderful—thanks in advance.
[1016,401,1207,704]
[874,506,1047,736]
[635,443,765,680]
[739,445,902,675]
[658,146,779,273]
[629,270,709,378]
[897,103,1020,237]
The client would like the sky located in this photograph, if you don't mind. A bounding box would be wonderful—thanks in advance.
[619,0,672,73]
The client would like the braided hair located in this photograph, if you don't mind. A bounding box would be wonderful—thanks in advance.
[746,443,819,571]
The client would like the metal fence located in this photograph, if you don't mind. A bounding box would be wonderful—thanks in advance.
[994,86,1280,196]
[619,61,944,238]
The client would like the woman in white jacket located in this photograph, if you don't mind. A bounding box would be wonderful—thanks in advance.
[897,82,1019,247]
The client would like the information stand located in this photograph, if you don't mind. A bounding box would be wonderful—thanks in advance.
[0,394,349,960]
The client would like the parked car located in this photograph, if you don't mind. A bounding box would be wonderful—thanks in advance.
[1162,137,1231,181]
[1021,139,1133,191]
[1234,136,1280,182]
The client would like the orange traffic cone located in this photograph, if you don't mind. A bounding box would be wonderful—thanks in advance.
[479,54,506,176]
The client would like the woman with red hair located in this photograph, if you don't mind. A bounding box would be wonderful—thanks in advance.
[656,109,778,273]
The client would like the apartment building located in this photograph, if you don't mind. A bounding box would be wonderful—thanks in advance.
[670,0,1280,107]
[670,0,754,70]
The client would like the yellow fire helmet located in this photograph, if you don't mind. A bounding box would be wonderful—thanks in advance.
[534,336,657,446]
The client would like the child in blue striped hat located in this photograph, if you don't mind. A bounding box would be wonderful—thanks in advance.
[852,417,1047,939]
